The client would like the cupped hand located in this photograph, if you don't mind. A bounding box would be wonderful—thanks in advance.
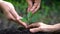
[28,22,55,33]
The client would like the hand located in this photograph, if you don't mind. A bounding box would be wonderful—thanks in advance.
[14,16,28,28]
[26,0,33,12]
[28,22,55,33]
[27,0,41,14]
[30,0,41,14]
[0,1,28,28]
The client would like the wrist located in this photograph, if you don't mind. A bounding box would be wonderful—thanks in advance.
[40,25,55,32]
[53,24,60,31]
[46,25,56,32]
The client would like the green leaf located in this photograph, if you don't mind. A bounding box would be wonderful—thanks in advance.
[21,17,28,23]
[27,12,32,18]
[27,12,33,22]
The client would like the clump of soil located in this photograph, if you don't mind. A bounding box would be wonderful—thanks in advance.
[0,27,60,34]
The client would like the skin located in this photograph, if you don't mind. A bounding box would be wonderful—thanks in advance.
[27,0,41,14]
[28,22,60,33]
[26,0,60,33]
[0,0,28,28]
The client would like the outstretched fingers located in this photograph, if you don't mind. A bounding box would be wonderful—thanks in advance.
[28,23,40,28]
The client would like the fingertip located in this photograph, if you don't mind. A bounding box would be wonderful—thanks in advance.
[24,24,28,29]
[30,29,35,33]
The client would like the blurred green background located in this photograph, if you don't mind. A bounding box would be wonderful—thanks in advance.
[0,0,60,29]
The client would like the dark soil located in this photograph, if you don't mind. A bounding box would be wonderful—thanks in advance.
[0,27,60,34]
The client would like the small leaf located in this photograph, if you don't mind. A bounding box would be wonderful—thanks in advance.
[27,12,32,18]
[21,17,28,23]
[27,12,33,23]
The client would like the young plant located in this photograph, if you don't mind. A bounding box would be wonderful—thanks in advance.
[21,11,33,24]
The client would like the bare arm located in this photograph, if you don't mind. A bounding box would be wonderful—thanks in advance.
[53,23,60,31]
[38,23,60,32]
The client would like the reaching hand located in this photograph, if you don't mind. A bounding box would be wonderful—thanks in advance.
[28,22,55,33]
[0,0,28,28]
[27,0,41,14]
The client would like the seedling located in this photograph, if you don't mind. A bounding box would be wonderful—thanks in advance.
[21,11,33,24]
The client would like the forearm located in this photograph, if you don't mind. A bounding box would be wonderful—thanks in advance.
[42,23,60,32]
[53,23,60,31]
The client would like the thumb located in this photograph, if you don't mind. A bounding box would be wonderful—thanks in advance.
[30,28,40,33]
